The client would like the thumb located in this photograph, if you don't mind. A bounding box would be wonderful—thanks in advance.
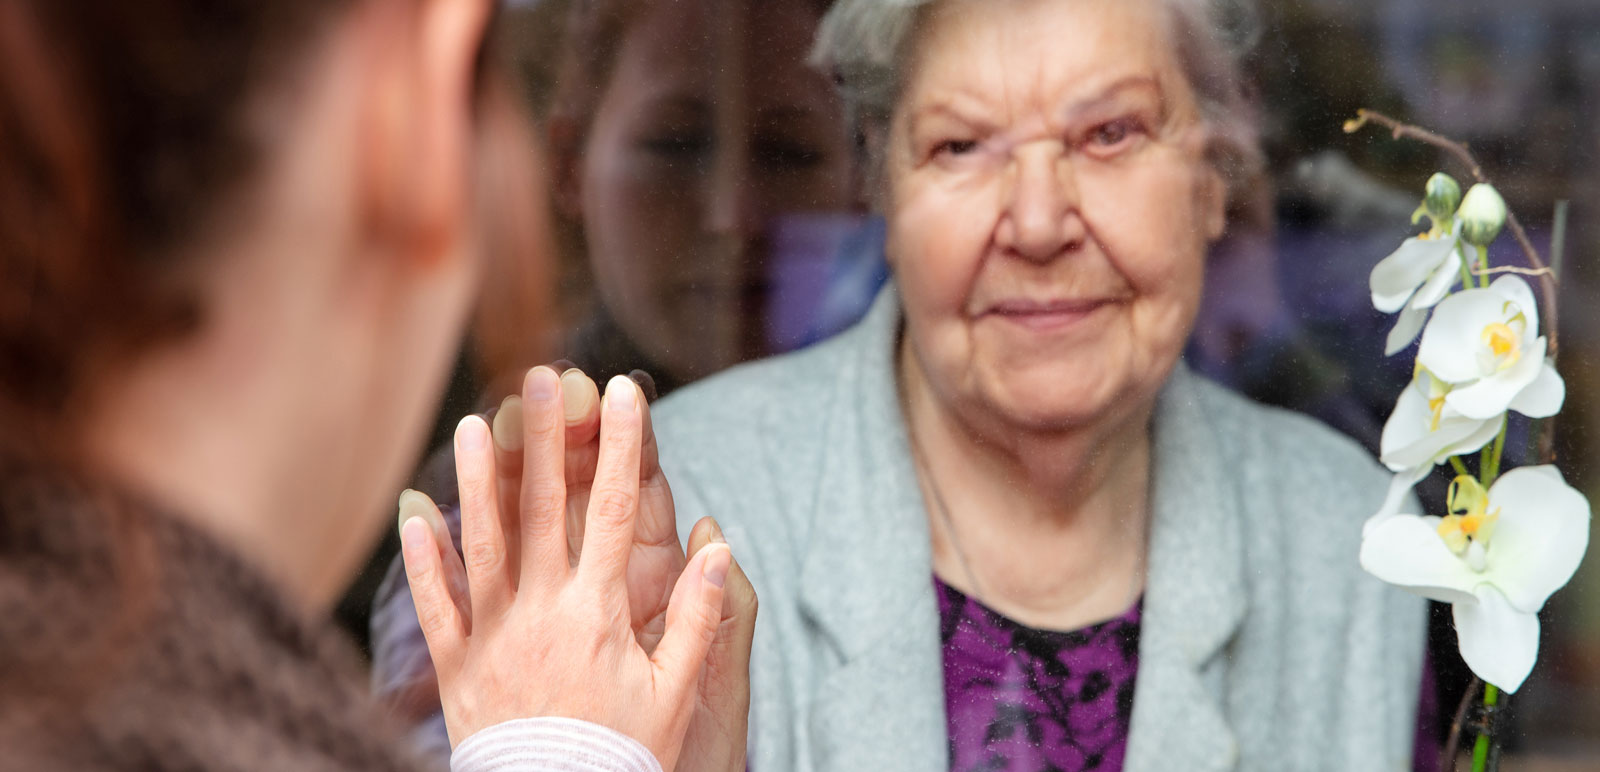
[652,542,732,702]
[707,549,757,682]
[687,517,757,695]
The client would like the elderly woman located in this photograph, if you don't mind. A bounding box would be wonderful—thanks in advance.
[383,0,1429,768]
[647,0,1427,769]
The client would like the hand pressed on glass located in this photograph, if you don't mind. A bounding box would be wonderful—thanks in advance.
[399,367,734,770]
[511,366,756,772]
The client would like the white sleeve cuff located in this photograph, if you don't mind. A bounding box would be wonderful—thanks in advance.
[450,717,664,772]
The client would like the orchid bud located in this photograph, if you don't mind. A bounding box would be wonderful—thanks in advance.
[1423,172,1461,223]
[1459,183,1507,247]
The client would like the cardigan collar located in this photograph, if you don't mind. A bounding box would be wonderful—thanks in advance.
[795,283,1247,771]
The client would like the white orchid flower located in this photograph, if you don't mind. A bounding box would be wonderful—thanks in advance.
[1370,275,1563,526]
[1361,466,1590,692]
[1415,275,1564,421]
[1370,220,1465,355]
[1370,369,1502,528]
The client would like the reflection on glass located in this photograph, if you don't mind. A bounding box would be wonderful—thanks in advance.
[539,0,856,392]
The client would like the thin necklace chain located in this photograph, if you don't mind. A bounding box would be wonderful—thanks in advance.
[909,436,1146,619]
[913,443,992,601]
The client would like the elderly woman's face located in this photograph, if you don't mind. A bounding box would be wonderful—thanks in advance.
[886,0,1225,432]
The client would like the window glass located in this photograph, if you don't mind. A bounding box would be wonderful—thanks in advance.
[338,0,1600,761]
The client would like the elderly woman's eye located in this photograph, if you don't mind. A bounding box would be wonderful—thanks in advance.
[1087,118,1143,151]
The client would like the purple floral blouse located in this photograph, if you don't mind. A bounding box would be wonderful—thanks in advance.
[937,577,1142,772]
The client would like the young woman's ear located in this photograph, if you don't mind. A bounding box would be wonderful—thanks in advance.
[356,0,495,267]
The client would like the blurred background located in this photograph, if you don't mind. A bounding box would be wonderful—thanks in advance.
[333,0,1600,764]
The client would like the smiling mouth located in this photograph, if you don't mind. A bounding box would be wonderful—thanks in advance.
[979,298,1116,331]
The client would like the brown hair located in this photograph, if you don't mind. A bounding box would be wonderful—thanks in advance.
[0,0,537,700]
[0,1,365,463]
[0,0,359,709]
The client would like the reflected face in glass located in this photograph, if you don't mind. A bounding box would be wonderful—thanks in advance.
[574,0,852,381]
[886,0,1226,432]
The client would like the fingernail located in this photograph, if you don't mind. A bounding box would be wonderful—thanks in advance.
[456,416,489,451]
[560,368,593,422]
[399,489,452,552]
[606,374,636,415]
[628,369,658,402]
[526,365,558,400]
[709,518,726,544]
[401,517,429,550]
[398,489,436,534]
[703,545,731,589]
[492,395,523,452]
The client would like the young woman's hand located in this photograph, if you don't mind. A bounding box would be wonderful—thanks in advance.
[399,367,731,770]
[537,367,756,772]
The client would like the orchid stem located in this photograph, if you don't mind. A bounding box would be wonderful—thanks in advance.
[1551,201,1569,282]
[1482,426,1507,486]
[1470,684,1501,772]
[1476,245,1491,289]
[1349,108,1559,358]
[1450,456,1471,478]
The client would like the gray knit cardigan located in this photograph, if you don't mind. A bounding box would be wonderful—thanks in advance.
[654,284,1427,772]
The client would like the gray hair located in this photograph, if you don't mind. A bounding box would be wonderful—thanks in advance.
[811,0,1269,229]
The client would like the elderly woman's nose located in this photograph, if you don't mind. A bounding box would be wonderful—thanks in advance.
[999,147,1083,262]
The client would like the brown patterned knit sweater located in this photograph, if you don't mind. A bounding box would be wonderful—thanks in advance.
[0,458,427,771]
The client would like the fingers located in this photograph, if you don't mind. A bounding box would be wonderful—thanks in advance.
[637,375,662,479]
[491,395,524,582]
[456,415,516,620]
[628,369,658,403]
[561,368,602,460]
[652,542,732,706]
[686,518,757,681]
[685,518,756,629]
[635,381,679,550]
[578,376,645,588]
[559,369,602,560]
[399,489,472,627]
[517,366,570,588]
[400,513,466,669]
[716,553,757,645]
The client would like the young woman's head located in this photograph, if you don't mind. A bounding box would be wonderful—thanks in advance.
[540,0,854,382]
[0,0,542,607]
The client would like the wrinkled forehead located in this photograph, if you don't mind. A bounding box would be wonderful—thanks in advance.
[897,0,1199,127]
